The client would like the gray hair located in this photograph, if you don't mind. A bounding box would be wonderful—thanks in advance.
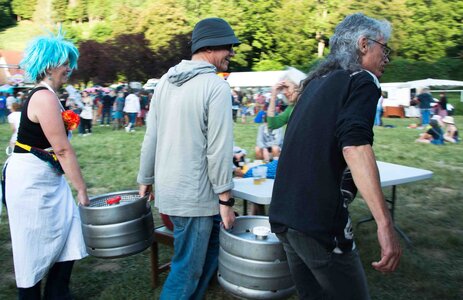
[302,13,391,86]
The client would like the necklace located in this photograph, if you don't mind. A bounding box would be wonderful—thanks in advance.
[39,81,65,111]
[39,81,55,93]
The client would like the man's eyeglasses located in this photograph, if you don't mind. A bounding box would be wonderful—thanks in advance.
[367,38,392,57]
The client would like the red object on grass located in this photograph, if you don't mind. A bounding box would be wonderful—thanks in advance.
[106,195,122,205]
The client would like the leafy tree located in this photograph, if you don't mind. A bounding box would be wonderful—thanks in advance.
[4,0,462,81]
[63,23,83,43]
[398,0,462,62]
[12,0,36,21]
[89,22,113,42]
[228,0,280,70]
[151,32,192,77]
[52,0,67,23]
[110,33,157,82]
[87,0,109,22]
[253,53,285,71]
[270,0,322,68]
[137,0,190,52]
[74,40,117,85]
[381,57,462,82]
[0,0,14,28]
[67,0,88,23]
[109,4,142,37]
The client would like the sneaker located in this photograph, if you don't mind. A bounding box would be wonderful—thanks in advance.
[105,124,110,127]
[125,126,130,132]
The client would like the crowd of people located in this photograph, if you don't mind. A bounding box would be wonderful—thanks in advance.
[1,11,459,300]
[63,87,151,135]
[1,85,153,157]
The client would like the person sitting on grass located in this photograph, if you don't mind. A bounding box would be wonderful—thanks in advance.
[416,119,444,145]
[442,116,459,143]
[232,144,247,177]
[255,115,283,162]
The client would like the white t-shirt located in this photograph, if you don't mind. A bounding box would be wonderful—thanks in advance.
[123,94,141,113]
[6,96,17,109]
[8,111,21,143]
[80,105,93,120]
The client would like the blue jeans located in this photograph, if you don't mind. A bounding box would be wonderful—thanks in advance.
[421,109,431,126]
[276,229,370,300]
[160,215,221,300]
[101,107,112,124]
[127,112,137,125]
[374,107,382,126]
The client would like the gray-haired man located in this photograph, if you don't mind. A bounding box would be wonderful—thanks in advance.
[269,13,402,299]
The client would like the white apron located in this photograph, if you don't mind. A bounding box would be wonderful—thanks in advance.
[5,153,87,288]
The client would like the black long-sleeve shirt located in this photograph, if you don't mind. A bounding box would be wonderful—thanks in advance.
[269,69,380,252]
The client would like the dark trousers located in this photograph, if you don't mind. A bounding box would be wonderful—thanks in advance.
[81,118,92,133]
[276,229,370,300]
[18,261,74,300]
[101,107,112,124]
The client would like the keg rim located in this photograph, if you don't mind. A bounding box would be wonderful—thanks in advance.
[81,190,149,210]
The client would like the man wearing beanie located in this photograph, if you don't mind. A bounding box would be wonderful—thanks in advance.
[137,18,240,299]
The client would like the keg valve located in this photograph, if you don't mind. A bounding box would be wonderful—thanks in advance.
[252,226,270,240]
[106,195,122,205]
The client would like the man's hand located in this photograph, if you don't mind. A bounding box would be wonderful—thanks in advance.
[372,224,402,273]
[139,184,154,201]
[220,204,235,230]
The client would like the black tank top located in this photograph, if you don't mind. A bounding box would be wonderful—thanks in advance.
[14,87,64,153]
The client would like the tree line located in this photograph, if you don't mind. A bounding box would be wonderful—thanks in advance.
[1,0,462,85]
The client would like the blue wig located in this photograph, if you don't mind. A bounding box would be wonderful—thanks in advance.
[20,29,79,83]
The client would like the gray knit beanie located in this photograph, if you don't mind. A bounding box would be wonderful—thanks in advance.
[191,18,240,54]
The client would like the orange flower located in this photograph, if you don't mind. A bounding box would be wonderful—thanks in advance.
[62,110,80,131]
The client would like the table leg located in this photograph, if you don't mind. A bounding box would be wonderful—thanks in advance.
[357,185,412,246]
[356,215,374,226]
[394,224,412,246]
[242,199,248,216]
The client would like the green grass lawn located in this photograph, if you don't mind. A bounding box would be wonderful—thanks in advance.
[0,116,462,300]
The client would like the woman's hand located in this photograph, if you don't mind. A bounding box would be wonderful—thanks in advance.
[77,190,90,206]
[271,81,287,97]
[268,81,287,117]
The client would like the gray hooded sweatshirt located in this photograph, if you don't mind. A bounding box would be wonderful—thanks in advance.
[137,60,234,217]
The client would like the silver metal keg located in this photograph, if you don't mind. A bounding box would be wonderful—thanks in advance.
[79,190,154,258]
[218,216,295,299]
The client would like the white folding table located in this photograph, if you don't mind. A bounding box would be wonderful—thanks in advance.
[232,161,433,245]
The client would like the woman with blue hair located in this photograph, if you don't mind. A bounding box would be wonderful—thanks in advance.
[5,31,89,299]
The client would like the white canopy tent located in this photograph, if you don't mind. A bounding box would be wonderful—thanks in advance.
[226,68,306,88]
[397,78,463,89]
[381,78,463,117]
[226,71,286,88]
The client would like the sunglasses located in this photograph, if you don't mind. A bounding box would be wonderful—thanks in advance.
[208,44,234,52]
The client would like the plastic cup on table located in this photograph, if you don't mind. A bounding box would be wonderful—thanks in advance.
[252,166,267,185]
